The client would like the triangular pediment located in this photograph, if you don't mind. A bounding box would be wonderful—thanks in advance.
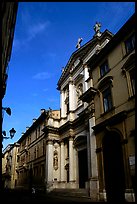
[57,30,113,89]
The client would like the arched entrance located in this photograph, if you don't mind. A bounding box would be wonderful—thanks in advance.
[102,130,125,202]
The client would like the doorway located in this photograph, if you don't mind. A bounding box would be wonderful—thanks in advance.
[102,131,125,202]
[78,149,88,188]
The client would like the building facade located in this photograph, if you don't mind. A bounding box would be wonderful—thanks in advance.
[1,2,18,99]
[1,2,18,189]
[16,109,60,190]
[81,14,135,202]
[3,14,135,202]
[2,143,20,189]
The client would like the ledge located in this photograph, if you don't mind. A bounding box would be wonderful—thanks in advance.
[92,110,127,133]
[79,87,97,103]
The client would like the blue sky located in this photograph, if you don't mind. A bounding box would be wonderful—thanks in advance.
[2,2,135,150]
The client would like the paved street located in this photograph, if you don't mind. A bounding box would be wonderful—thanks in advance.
[1,189,100,203]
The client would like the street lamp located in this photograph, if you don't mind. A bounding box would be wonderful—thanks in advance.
[9,128,16,139]
[2,128,16,140]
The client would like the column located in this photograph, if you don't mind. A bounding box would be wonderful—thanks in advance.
[88,116,99,201]
[69,137,74,182]
[83,64,89,92]
[46,139,53,191]
[73,147,78,185]
[60,141,65,181]
[60,90,65,117]
[89,116,98,177]
[87,131,91,179]
[69,78,74,111]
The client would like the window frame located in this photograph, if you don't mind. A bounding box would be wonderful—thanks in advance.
[121,53,135,98]
[102,86,113,113]
[100,60,110,78]
[129,68,135,96]
[125,34,135,54]
[98,76,114,115]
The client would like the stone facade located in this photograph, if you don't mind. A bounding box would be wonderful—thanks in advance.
[85,14,135,202]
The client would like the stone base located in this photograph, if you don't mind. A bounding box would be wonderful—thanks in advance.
[125,189,135,202]
[99,189,135,202]
[99,189,107,202]
[49,180,78,190]
[89,177,99,201]
[45,181,54,192]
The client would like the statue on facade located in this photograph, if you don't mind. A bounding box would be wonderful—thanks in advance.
[76,83,83,98]
[94,22,102,37]
[53,151,58,170]
[76,37,83,49]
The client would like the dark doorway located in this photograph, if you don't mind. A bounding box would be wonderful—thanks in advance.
[78,149,88,188]
[102,131,125,202]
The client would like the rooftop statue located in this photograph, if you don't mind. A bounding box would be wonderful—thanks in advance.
[94,22,102,37]
[76,37,83,49]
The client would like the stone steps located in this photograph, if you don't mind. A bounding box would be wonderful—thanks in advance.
[48,188,90,199]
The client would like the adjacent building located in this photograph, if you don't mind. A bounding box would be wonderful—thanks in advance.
[2,2,18,99]
[1,1,18,191]
[2,13,135,202]
[16,109,60,190]
[82,14,135,202]
[2,143,20,189]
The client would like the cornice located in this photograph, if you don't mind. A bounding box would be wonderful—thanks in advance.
[92,111,127,134]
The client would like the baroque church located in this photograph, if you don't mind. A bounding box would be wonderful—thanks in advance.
[2,14,135,202]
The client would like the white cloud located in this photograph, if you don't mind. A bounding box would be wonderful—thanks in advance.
[13,20,50,52]
[27,21,50,40]
[32,72,52,80]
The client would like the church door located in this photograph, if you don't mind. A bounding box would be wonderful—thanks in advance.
[102,131,125,202]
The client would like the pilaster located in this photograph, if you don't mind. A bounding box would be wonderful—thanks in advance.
[69,78,74,111]
[60,141,65,181]
[69,137,74,182]
[60,90,65,118]
[88,116,99,201]
[46,139,54,191]
[83,64,89,92]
